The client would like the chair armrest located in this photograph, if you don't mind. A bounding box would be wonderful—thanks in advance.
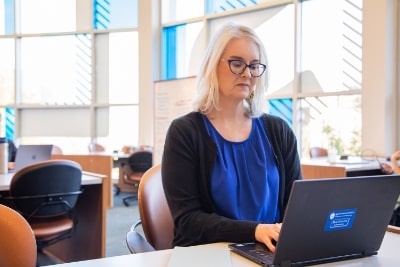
[126,230,155,254]
[131,220,142,231]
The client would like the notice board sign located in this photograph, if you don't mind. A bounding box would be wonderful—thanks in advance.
[153,76,197,165]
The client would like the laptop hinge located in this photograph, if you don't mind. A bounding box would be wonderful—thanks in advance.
[363,250,378,257]
[280,260,295,267]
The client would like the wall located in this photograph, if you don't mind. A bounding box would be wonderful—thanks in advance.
[362,0,399,155]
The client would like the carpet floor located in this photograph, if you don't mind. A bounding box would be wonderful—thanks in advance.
[106,191,142,257]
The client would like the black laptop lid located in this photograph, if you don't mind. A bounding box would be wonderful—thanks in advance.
[273,175,400,266]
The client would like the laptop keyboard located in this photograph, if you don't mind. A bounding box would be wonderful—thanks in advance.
[250,243,274,263]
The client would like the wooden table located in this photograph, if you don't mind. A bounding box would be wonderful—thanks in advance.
[301,156,383,179]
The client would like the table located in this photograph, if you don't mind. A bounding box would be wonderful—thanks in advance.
[52,152,132,208]
[111,151,130,167]
[0,171,107,263]
[52,154,115,208]
[46,231,400,266]
[301,156,384,178]
[86,151,133,196]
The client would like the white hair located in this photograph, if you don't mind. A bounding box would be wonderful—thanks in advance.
[192,22,269,117]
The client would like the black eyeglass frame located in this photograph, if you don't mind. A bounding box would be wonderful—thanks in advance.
[221,59,267,77]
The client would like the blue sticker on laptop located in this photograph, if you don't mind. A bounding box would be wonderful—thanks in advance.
[324,208,357,231]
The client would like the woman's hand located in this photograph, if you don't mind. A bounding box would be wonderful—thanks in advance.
[254,223,282,252]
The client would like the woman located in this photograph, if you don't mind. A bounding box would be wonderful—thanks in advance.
[162,23,302,252]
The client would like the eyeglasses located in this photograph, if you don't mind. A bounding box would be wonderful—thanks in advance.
[221,59,266,77]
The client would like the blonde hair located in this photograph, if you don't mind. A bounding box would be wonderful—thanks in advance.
[192,23,269,117]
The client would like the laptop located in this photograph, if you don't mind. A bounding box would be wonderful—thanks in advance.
[12,144,53,172]
[229,175,400,267]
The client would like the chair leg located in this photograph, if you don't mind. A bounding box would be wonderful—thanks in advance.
[114,185,121,196]
[123,198,130,207]
[123,195,138,207]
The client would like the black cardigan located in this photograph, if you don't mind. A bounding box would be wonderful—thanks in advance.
[162,112,302,247]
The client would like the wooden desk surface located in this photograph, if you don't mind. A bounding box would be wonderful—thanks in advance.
[302,156,381,171]
[301,156,384,178]
[48,232,400,267]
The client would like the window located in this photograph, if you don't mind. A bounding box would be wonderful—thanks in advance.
[161,0,364,158]
[300,0,362,93]
[97,32,139,104]
[20,0,76,33]
[206,0,258,14]
[0,0,140,153]
[299,95,361,157]
[93,0,138,30]
[162,22,204,79]
[162,0,204,23]
[0,0,14,34]
[0,38,14,105]
[20,35,92,105]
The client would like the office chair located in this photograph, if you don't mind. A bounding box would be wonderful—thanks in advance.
[7,159,82,252]
[391,151,400,174]
[118,151,153,207]
[88,142,105,153]
[126,164,174,253]
[0,204,37,267]
[309,146,328,158]
[51,144,63,155]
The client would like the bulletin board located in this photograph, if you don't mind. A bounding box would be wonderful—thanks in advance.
[153,76,197,165]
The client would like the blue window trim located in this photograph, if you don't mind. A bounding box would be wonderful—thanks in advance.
[5,0,15,34]
[269,99,293,127]
[162,26,178,80]
[5,107,15,140]
[93,0,110,30]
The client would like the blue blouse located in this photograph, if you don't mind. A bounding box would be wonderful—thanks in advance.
[203,115,280,223]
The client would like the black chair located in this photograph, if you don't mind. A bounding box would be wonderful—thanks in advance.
[119,151,153,207]
[7,159,82,252]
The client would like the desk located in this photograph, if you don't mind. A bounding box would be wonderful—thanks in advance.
[302,156,383,179]
[0,171,107,262]
[52,154,115,208]
[47,232,399,266]
[111,151,130,167]
[84,151,132,196]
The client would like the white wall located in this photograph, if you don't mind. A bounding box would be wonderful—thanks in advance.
[138,0,160,146]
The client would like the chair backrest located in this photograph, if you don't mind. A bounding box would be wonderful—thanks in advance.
[10,159,82,218]
[138,164,174,250]
[128,151,153,172]
[309,146,328,158]
[0,204,37,267]
[51,144,63,155]
[88,143,105,153]
[122,151,153,185]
